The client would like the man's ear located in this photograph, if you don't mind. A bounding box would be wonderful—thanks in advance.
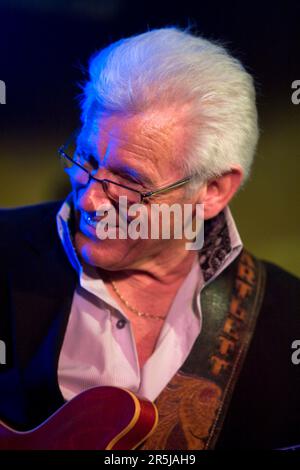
[201,165,244,220]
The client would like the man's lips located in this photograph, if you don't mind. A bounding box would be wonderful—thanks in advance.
[81,211,120,230]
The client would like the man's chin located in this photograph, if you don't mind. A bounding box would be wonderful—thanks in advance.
[74,231,132,270]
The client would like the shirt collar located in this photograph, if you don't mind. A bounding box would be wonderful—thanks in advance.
[199,205,243,284]
[56,193,243,287]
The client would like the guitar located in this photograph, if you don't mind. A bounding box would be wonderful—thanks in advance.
[0,386,158,450]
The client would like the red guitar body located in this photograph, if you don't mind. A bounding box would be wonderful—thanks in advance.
[0,386,158,450]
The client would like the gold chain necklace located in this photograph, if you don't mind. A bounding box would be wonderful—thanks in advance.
[110,279,166,321]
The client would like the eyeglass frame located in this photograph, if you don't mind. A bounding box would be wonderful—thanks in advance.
[58,130,194,204]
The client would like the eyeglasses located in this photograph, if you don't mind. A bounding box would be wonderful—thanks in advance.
[58,131,194,204]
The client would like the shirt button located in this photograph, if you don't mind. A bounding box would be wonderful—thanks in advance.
[116,318,127,329]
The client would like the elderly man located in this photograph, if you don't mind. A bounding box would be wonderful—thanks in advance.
[0,27,299,450]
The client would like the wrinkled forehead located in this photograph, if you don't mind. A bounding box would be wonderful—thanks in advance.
[77,109,186,167]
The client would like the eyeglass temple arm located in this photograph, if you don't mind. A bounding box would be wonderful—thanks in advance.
[141,176,192,198]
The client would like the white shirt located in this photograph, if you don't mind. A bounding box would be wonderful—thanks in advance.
[56,195,243,401]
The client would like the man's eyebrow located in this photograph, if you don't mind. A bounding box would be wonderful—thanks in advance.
[114,165,154,186]
[76,136,154,186]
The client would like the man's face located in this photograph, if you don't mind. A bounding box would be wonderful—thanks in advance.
[70,110,202,271]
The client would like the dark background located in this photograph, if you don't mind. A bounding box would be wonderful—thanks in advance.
[0,0,299,275]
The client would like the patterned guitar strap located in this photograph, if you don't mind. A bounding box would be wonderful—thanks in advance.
[140,248,266,450]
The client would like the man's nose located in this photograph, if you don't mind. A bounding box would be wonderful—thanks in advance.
[76,178,113,213]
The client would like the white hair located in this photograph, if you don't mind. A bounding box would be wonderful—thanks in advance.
[80,27,259,188]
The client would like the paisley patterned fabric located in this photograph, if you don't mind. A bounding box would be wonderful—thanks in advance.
[141,372,221,450]
[200,211,232,282]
